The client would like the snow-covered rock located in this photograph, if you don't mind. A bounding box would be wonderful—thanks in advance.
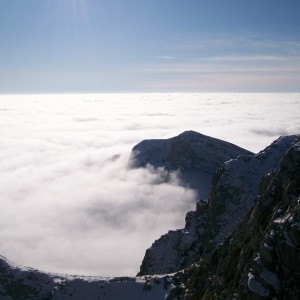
[207,134,299,246]
[0,255,171,300]
[138,201,208,276]
[138,135,299,276]
[175,138,300,299]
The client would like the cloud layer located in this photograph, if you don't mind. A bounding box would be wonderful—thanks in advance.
[0,93,299,276]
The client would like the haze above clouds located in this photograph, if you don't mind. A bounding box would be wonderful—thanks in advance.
[0,93,299,276]
[0,0,300,93]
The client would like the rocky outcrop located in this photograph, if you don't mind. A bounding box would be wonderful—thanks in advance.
[138,200,208,276]
[206,135,298,247]
[138,135,299,276]
[130,131,252,198]
[0,255,170,300]
[244,142,300,299]
[167,138,300,299]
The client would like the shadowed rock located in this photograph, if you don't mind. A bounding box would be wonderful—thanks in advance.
[138,135,299,276]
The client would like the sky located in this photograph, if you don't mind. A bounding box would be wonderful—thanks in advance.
[0,93,299,276]
[0,0,300,93]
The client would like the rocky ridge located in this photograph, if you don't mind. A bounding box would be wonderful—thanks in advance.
[0,255,170,300]
[138,134,298,276]
[170,137,300,299]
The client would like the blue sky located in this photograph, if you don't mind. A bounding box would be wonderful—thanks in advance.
[0,0,300,93]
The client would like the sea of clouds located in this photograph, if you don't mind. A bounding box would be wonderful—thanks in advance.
[0,93,299,276]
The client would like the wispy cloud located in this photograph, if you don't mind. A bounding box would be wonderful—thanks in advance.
[136,34,300,92]
[154,56,176,60]
[174,34,300,56]
[140,60,300,74]
[212,55,292,62]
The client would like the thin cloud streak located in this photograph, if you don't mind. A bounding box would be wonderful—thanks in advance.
[140,62,300,73]
[154,56,176,60]
[174,34,300,55]
[140,34,300,92]
[212,55,293,62]
[137,36,300,91]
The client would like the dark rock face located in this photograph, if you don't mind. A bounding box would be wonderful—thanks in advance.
[138,135,299,276]
[206,135,298,247]
[168,138,300,300]
[138,201,208,276]
[244,143,300,300]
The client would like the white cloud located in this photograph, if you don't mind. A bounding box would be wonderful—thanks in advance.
[0,93,299,276]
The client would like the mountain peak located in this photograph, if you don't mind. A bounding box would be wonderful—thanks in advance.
[130,130,252,198]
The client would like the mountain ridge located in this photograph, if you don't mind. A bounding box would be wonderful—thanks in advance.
[170,137,300,299]
[137,134,299,276]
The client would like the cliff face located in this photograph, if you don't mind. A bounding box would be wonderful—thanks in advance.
[138,201,209,276]
[138,135,298,276]
[167,138,300,300]
[206,135,298,247]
